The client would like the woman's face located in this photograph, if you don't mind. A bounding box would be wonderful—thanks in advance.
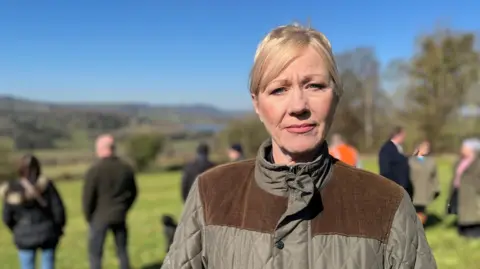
[461,144,475,158]
[417,142,430,156]
[252,47,336,156]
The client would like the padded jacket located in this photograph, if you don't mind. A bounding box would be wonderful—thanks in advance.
[1,176,66,249]
[162,140,436,269]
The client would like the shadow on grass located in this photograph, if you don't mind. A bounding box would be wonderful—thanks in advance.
[141,261,163,269]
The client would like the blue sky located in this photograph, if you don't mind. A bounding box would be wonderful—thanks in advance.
[0,1,478,110]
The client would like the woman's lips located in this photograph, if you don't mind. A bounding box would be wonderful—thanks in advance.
[285,124,316,134]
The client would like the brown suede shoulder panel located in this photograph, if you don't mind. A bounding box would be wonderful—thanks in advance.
[198,159,287,233]
[197,159,404,242]
[311,161,405,243]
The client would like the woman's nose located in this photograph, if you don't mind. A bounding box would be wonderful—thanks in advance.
[287,89,309,115]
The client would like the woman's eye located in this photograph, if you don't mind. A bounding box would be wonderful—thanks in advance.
[307,83,328,90]
[270,87,286,95]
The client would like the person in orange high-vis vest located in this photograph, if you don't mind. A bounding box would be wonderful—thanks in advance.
[329,133,361,168]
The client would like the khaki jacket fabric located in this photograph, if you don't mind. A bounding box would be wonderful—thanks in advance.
[409,156,439,207]
[457,157,480,225]
[162,140,436,269]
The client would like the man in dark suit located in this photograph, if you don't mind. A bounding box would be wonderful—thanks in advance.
[378,126,413,199]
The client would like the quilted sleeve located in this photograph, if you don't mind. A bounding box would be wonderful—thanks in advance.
[162,178,205,269]
[385,189,437,269]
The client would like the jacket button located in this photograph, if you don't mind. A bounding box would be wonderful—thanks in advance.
[275,241,284,249]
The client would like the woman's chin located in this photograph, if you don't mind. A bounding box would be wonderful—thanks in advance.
[281,139,323,157]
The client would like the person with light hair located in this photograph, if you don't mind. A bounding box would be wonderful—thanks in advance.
[447,138,480,238]
[409,139,440,225]
[161,23,436,269]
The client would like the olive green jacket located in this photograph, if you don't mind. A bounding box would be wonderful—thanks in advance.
[457,157,480,225]
[162,140,436,269]
[409,156,439,207]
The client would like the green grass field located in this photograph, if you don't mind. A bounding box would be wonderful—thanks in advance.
[1,158,479,268]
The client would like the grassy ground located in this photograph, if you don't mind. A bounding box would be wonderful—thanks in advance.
[0,157,478,268]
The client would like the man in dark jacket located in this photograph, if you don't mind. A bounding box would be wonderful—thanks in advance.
[181,143,215,202]
[378,126,413,199]
[82,134,137,269]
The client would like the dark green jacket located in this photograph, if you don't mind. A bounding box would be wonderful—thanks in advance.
[82,156,137,225]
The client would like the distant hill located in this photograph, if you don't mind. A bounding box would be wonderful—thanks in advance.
[0,95,249,149]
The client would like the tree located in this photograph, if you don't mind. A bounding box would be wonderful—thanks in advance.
[333,47,387,150]
[330,70,365,145]
[124,133,165,171]
[0,137,15,182]
[217,116,269,157]
[464,81,480,105]
[402,30,480,150]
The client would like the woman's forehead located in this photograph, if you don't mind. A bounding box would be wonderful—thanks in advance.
[266,49,329,81]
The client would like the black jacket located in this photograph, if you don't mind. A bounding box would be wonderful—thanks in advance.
[181,156,215,202]
[378,140,413,197]
[82,156,137,225]
[1,176,66,249]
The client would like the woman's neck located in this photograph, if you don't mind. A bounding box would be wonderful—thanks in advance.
[271,142,320,165]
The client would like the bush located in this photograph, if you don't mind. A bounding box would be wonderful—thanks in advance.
[0,137,16,183]
[216,117,269,157]
[124,133,165,171]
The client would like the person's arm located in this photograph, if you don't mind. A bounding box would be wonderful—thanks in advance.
[379,146,391,177]
[161,178,206,269]
[48,182,67,229]
[1,183,15,230]
[2,200,15,231]
[431,163,440,200]
[126,169,138,209]
[82,167,97,223]
[181,165,192,202]
[384,190,437,269]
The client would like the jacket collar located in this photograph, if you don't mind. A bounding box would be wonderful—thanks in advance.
[254,139,333,198]
[254,139,334,241]
[0,176,50,205]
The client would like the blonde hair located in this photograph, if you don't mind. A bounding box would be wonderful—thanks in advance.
[249,23,342,97]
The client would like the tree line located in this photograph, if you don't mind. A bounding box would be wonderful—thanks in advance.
[218,28,480,155]
[2,26,479,181]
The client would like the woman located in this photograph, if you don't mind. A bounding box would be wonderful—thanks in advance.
[161,24,436,269]
[0,154,66,269]
[409,140,440,225]
[447,138,480,238]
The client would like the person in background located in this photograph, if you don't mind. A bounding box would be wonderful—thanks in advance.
[180,142,215,202]
[378,126,413,199]
[227,143,245,162]
[447,138,480,238]
[1,154,66,269]
[160,214,177,253]
[328,133,361,167]
[409,139,439,225]
[162,23,435,269]
[82,134,137,269]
